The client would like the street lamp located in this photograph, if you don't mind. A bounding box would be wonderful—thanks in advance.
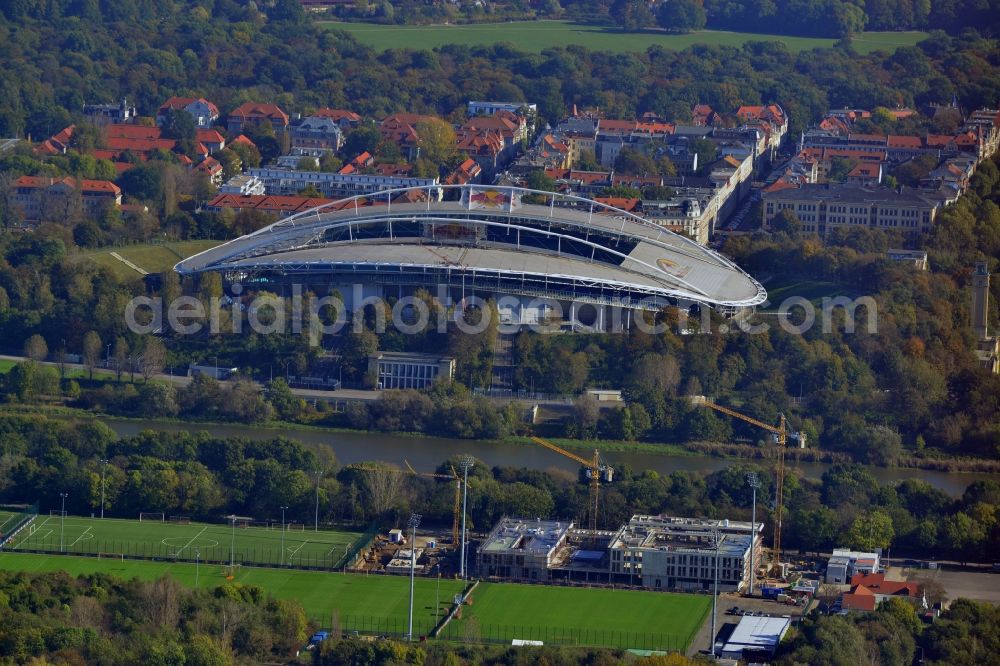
[99,459,109,519]
[407,513,422,642]
[746,472,761,597]
[314,470,322,532]
[280,506,288,566]
[435,563,441,621]
[195,548,200,587]
[459,456,474,579]
[59,493,68,552]
[229,515,236,571]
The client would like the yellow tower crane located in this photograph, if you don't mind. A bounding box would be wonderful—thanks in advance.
[354,462,463,547]
[405,461,462,547]
[530,436,611,535]
[689,396,804,565]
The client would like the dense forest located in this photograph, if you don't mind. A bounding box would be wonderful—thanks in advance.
[0,1,999,140]
[1,413,998,560]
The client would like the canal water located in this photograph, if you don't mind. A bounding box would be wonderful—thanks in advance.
[99,417,998,497]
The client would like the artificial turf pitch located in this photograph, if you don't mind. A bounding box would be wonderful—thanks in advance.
[0,553,709,651]
[8,515,362,569]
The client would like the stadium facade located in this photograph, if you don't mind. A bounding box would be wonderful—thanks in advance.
[176,185,765,330]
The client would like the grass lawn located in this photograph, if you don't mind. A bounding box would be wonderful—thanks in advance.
[762,277,857,310]
[327,20,928,55]
[77,240,221,281]
[442,582,710,652]
[0,553,465,634]
[10,514,363,570]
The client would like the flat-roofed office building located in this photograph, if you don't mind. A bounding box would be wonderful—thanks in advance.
[367,352,455,390]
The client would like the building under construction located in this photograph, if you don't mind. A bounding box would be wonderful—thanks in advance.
[476,514,763,592]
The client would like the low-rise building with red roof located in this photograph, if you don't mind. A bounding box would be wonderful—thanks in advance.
[313,108,363,129]
[11,176,121,222]
[205,193,337,218]
[227,103,290,134]
[443,158,482,186]
[157,97,220,128]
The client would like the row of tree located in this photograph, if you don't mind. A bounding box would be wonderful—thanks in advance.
[1,413,997,561]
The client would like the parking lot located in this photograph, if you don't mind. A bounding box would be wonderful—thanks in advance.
[903,567,1000,604]
[687,591,807,657]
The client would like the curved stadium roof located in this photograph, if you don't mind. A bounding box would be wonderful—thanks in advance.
[177,185,766,310]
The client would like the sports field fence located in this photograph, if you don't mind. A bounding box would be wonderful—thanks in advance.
[0,503,38,549]
[340,613,687,651]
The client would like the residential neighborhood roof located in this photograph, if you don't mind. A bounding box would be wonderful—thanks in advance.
[15,175,121,195]
[158,96,220,117]
[229,102,289,126]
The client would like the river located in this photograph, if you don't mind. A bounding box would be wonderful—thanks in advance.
[95,418,1000,497]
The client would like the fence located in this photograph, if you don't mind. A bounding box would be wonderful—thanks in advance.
[338,521,377,570]
[339,614,443,641]
[437,619,686,652]
[0,503,39,549]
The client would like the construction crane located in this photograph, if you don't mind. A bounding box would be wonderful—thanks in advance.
[689,396,805,565]
[405,461,462,547]
[353,462,462,547]
[530,436,611,534]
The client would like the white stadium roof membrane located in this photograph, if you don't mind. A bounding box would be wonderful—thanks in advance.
[176,185,766,310]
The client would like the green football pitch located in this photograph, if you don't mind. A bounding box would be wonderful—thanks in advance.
[328,20,928,56]
[0,511,21,533]
[8,514,363,569]
[0,552,710,650]
[441,582,710,652]
[0,553,465,636]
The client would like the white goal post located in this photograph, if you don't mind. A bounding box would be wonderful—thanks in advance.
[138,512,165,522]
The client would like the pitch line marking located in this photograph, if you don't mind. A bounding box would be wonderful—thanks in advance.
[69,526,93,548]
[176,526,209,556]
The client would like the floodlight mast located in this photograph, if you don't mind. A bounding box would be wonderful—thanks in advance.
[459,456,474,579]
[746,472,761,596]
[407,513,422,642]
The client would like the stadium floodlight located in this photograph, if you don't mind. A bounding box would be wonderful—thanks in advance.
[746,472,761,596]
[99,459,109,519]
[280,506,288,566]
[59,493,68,553]
[229,514,236,570]
[195,549,200,587]
[459,456,475,579]
[314,470,322,532]
[407,513,422,642]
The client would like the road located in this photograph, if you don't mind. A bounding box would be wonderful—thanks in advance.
[0,354,571,406]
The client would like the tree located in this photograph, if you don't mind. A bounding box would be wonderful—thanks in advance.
[847,510,895,551]
[415,118,457,168]
[771,209,802,237]
[81,332,102,380]
[112,336,128,382]
[342,125,382,158]
[359,464,404,518]
[525,169,556,193]
[612,0,655,30]
[23,334,48,361]
[575,149,601,171]
[614,147,657,176]
[642,185,675,200]
[140,337,167,381]
[657,0,707,33]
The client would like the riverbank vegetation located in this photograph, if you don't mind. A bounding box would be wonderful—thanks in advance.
[1,413,998,562]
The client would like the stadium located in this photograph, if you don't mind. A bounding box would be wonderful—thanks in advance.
[177,185,766,330]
